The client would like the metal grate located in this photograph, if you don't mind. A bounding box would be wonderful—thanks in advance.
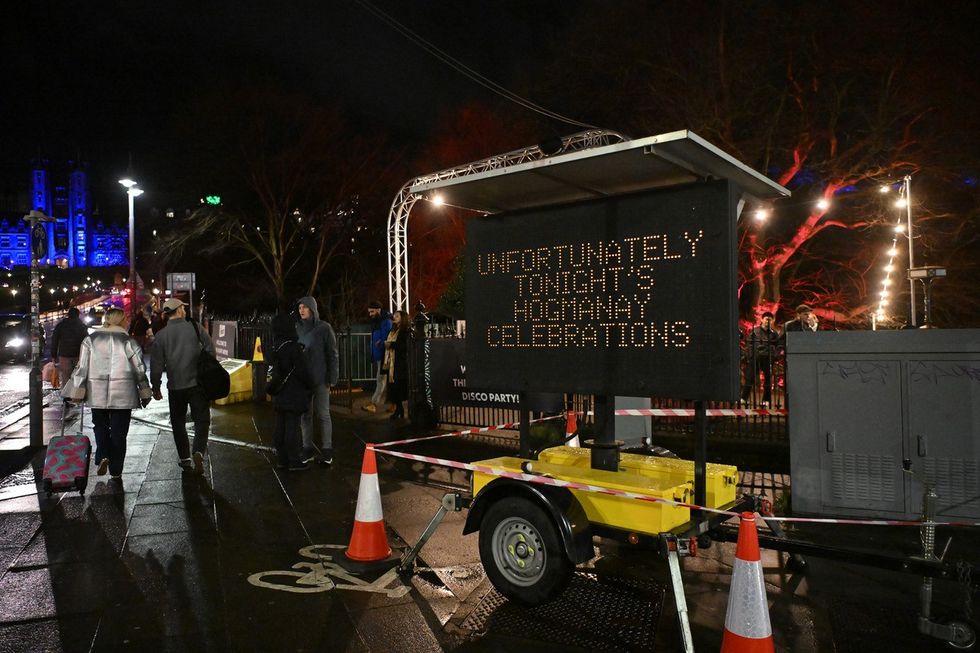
[832,453,897,502]
[457,571,666,651]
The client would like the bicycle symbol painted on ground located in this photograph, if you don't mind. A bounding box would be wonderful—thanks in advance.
[247,544,410,598]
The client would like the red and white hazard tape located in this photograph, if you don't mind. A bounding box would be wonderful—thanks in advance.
[373,443,980,528]
[611,408,788,417]
[382,408,780,449]
[379,413,566,448]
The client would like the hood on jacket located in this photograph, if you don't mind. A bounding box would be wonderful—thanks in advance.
[297,296,320,322]
[297,296,319,334]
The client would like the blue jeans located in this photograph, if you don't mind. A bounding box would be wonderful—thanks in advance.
[168,386,211,459]
[92,408,132,476]
[301,384,332,454]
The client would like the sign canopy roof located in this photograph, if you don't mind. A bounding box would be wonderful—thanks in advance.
[410,130,790,214]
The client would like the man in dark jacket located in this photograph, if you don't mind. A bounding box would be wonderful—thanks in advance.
[151,298,214,474]
[295,296,340,465]
[51,307,90,386]
[783,304,819,335]
[740,311,780,406]
[363,300,392,413]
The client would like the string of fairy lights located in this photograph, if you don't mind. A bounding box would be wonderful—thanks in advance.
[874,181,910,322]
[749,178,913,326]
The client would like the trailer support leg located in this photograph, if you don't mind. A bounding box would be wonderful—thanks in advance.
[662,535,696,653]
[397,493,463,575]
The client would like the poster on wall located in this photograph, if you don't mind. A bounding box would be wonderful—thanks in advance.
[211,321,237,360]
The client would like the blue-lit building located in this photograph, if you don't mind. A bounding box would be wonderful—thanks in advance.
[0,159,128,269]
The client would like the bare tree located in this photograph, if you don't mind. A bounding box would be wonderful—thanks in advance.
[530,1,980,326]
[157,81,400,309]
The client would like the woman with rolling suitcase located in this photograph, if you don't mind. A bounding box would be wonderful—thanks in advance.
[62,308,153,483]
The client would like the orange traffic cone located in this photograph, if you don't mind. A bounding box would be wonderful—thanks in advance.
[337,444,399,573]
[566,410,580,447]
[721,512,774,652]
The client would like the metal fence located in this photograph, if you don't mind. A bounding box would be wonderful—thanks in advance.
[435,394,594,433]
[337,330,374,384]
[433,391,786,446]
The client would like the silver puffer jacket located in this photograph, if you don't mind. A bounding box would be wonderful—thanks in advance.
[69,326,151,409]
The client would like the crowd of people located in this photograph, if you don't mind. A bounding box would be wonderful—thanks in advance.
[47,293,824,479]
[49,296,411,480]
[740,303,820,406]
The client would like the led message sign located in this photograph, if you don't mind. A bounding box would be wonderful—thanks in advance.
[464,180,738,400]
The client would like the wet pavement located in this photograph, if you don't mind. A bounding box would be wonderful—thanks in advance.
[0,385,977,651]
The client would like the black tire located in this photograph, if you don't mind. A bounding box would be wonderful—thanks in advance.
[943,618,977,650]
[478,496,572,606]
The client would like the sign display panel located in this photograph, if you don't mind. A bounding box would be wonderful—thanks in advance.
[464,180,738,400]
[211,320,237,360]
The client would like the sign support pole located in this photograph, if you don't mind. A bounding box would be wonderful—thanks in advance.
[693,400,708,525]
[590,395,621,472]
[518,391,531,459]
[24,210,53,448]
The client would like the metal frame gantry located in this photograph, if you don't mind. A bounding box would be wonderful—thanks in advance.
[385,129,627,312]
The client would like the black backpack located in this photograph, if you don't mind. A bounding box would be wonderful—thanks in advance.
[192,323,231,400]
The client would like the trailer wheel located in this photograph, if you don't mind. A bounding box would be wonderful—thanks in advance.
[944,618,976,650]
[478,496,572,605]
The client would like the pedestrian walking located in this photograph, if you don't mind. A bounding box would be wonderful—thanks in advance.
[50,307,90,408]
[269,312,315,470]
[384,310,410,420]
[64,308,152,482]
[128,310,151,351]
[150,298,214,474]
[295,296,339,465]
[363,300,392,413]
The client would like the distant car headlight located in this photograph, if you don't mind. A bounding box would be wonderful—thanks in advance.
[5,337,25,348]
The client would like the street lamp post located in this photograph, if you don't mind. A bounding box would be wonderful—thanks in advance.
[119,178,144,317]
[23,209,55,447]
[903,175,916,327]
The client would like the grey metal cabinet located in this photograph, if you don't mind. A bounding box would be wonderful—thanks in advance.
[788,330,980,520]
[816,359,906,515]
[907,359,980,520]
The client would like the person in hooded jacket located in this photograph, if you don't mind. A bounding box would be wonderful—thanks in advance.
[66,308,152,482]
[269,312,315,470]
[295,296,340,465]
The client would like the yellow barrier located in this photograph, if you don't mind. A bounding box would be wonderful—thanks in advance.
[214,358,252,405]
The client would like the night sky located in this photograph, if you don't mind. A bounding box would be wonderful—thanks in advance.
[2,0,571,196]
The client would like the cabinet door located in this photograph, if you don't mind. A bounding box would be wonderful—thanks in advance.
[908,360,980,520]
[818,360,906,515]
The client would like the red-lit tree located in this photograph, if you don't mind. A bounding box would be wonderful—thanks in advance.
[407,102,539,312]
[528,1,980,327]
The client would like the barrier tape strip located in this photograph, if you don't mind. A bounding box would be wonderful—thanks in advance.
[374,444,980,528]
[380,413,565,448]
[382,408,780,449]
[610,408,788,417]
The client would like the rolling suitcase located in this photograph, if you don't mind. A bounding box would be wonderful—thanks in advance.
[42,402,91,497]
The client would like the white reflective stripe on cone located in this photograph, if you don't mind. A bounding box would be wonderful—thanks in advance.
[353,472,384,523]
[724,558,772,638]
